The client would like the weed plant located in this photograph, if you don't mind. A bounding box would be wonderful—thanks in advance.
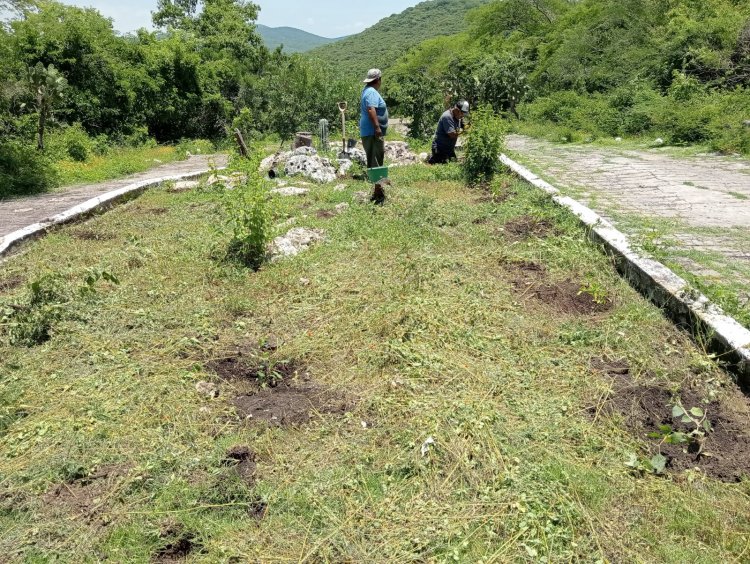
[222,155,271,269]
[462,105,506,185]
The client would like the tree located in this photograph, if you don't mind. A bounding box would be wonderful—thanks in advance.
[26,62,66,150]
[476,55,531,118]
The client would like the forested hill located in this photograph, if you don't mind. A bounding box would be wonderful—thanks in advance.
[308,0,489,77]
[256,25,345,53]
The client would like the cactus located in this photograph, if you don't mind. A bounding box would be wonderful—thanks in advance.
[318,119,329,152]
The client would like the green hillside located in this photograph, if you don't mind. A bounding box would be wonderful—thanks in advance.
[385,0,750,153]
[308,0,489,77]
[256,24,344,53]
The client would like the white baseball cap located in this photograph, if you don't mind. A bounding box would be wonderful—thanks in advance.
[456,100,470,114]
[363,69,382,83]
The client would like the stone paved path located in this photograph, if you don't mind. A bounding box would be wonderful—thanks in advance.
[0,154,227,239]
[506,134,750,311]
[506,135,750,230]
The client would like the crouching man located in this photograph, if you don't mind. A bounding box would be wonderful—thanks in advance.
[428,100,470,165]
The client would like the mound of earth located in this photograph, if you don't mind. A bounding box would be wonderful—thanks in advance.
[505,260,613,315]
[592,358,750,482]
[208,349,352,426]
[503,215,556,241]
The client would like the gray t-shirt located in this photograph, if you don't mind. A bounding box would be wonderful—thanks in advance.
[434,110,459,152]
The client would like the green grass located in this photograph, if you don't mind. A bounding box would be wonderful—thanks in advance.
[1,162,749,561]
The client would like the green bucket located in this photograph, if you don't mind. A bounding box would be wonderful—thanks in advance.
[367,166,389,183]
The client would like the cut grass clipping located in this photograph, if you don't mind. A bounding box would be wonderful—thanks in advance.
[1,159,750,562]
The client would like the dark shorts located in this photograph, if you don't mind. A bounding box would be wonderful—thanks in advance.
[362,135,385,169]
[428,142,456,165]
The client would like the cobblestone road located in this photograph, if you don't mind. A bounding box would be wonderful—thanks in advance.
[0,154,227,239]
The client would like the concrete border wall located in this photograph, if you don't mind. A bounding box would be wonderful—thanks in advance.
[0,168,222,261]
[501,154,750,385]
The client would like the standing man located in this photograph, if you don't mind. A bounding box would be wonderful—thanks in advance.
[428,100,470,165]
[360,68,388,169]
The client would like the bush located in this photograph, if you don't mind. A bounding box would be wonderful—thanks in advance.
[222,156,271,269]
[462,105,506,185]
[232,108,253,141]
[46,123,92,162]
[0,141,59,199]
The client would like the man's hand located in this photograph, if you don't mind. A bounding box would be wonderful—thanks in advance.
[375,127,383,139]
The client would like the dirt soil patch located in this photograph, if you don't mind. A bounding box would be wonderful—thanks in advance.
[316,209,337,219]
[233,378,351,426]
[0,275,24,293]
[530,280,613,314]
[223,445,257,485]
[70,229,116,241]
[593,358,750,482]
[208,349,352,426]
[42,464,130,526]
[505,261,612,315]
[155,522,202,562]
[503,215,556,241]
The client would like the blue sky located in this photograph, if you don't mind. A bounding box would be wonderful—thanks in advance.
[61,1,420,38]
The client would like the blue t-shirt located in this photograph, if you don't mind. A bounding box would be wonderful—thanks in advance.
[360,86,388,137]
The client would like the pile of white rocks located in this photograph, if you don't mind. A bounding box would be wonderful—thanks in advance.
[285,150,338,183]
[259,146,362,184]
[385,141,419,165]
[258,141,420,183]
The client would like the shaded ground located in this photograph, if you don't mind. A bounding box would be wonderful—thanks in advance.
[507,135,750,323]
[0,154,227,239]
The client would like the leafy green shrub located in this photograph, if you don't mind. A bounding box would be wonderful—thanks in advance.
[222,157,271,269]
[92,134,112,157]
[462,105,505,185]
[47,123,92,162]
[122,126,156,148]
[232,108,254,141]
[0,141,59,199]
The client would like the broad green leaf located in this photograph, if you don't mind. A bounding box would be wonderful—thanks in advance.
[672,405,685,418]
[690,407,704,418]
[650,453,667,474]
[681,415,692,424]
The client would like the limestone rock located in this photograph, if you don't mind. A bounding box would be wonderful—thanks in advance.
[269,186,309,197]
[285,155,337,183]
[385,141,418,165]
[169,180,200,192]
[269,227,325,259]
[196,381,219,398]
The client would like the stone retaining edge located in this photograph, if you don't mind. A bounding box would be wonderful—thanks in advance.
[500,153,750,385]
[0,167,225,261]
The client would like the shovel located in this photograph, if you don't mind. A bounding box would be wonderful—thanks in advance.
[338,101,348,154]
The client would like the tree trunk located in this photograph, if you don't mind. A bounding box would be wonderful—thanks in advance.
[37,105,46,151]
